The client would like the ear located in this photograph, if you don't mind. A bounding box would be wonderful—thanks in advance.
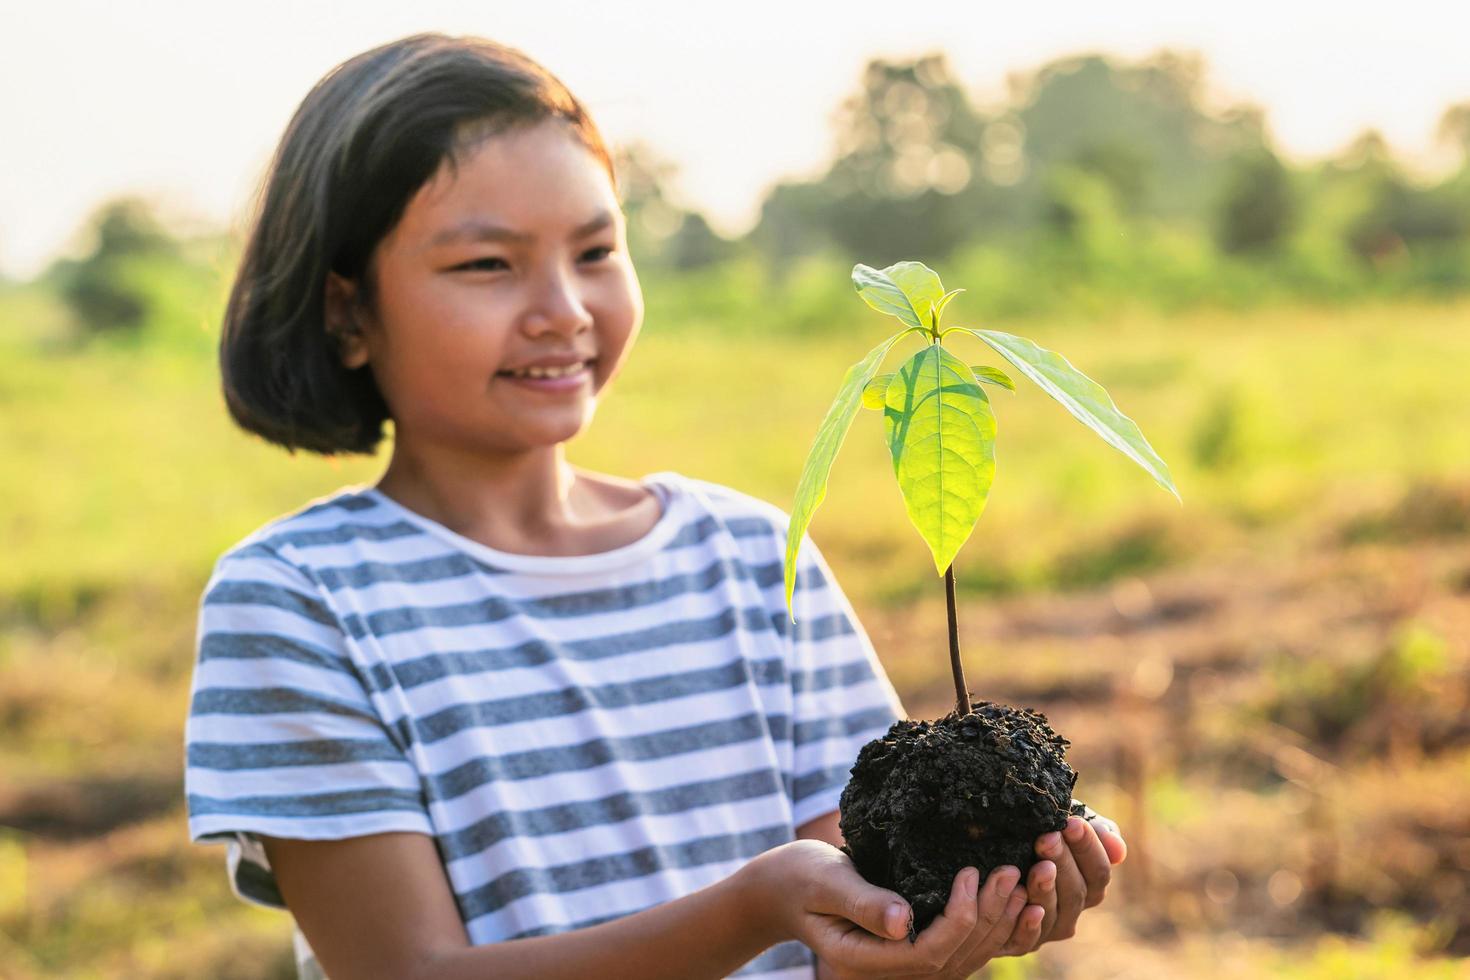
[325,272,370,370]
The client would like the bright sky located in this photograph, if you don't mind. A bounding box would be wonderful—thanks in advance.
[2,0,1468,277]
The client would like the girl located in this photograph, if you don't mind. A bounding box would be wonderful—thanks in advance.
[184,33,1123,980]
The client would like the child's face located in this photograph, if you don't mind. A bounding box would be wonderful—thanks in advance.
[334,119,643,457]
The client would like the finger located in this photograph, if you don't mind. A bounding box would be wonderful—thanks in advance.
[821,868,979,978]
[1027,850,1060,944]
[909,867,981,971]
[1064,816,1113,909]
[966,870,1028,961]
[998,901,1045,956]
[957,865,1022,961]
[976,866,1022,940]
[1042,828,1087,942]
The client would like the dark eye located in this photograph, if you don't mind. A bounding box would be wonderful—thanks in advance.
[453,257,509,272]
[581,246,614,262]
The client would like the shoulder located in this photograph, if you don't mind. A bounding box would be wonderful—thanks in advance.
[651,471,794,546]
[208,485,390,589]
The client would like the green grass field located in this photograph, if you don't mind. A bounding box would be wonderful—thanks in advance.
[1,273,1468,977]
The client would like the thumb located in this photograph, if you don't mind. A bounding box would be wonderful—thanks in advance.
[816,867,912,940]
[1098,828,1128,866]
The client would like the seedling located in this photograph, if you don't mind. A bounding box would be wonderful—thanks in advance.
[785,260,1179,932]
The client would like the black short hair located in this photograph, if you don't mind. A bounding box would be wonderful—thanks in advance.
[220,34,616,455]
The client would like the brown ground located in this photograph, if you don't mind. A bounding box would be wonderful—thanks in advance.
[3,521,1468,977]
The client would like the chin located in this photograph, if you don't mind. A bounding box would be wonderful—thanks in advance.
[521,412,595,448]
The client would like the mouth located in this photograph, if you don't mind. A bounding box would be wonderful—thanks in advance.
[494,358,597,390]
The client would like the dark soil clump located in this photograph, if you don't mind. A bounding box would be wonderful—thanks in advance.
[838,701,1083,934]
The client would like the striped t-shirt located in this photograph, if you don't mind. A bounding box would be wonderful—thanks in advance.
[184,471,905,979]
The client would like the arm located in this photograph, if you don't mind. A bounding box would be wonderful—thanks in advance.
[262,829,1019,980]
[795,808,844,847]
[261,831,774,980]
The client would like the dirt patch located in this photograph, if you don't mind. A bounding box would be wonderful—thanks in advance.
[0,772,180,839]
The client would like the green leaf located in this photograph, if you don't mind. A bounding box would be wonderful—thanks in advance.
[786,329,921,617]
[970,365,1015,390]
[934,288,964,322]
[861,373,894,409]
[883,345,997,575]
[955,327,1180,500]
[852,262,945,329]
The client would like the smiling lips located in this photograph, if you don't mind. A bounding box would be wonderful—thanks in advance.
[495,357,596,390]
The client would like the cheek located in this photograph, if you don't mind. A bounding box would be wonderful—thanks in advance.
[595,276,644,378]
[380,280,506,365]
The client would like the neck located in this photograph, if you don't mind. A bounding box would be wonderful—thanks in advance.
[375,439,581,546]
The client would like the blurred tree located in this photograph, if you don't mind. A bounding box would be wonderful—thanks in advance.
[1437,102,1470,166]
[613,141,685,264]
[1041,165,1124,248]
[749,181,838,266]
[52,197,176,334]
[750,48,1269,269]
[1347,177,1469,262]
[665,212,737,271]
[1332,129,1470,265]
[1215,148,1297,254]
[612,141,732,271]
[1011,52,1267,226]
[753,53,998,266]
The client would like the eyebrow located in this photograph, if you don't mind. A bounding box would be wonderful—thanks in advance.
[426,210,616,249]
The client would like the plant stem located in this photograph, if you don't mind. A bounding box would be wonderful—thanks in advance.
[944,564,970,716]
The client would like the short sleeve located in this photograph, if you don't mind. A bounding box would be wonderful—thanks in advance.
[184,546,433,909]
[785,535,906,828]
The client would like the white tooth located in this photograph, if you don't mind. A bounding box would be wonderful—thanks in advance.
[512,362,588,380]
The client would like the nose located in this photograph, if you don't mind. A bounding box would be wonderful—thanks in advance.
[520,262,593,339]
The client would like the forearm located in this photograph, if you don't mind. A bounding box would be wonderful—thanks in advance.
[424,863,781,980]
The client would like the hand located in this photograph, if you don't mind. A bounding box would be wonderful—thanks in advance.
[745,840,1027,978]
[1004,813,1126,954]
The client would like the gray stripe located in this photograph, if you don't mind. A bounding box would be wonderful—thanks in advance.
[794,705,898,747]
[187,786,425,818]
[203,580,335,627]
[189,686,377,721]
[337,557,783,640]
[297,493,378,517]
[412,657,788,744]
[526,556,760,616]
[787,607,851,642]
[239,509,786,596]
[723,515,782,540]
[792,763,854,804]
[189,680,882,781]
[459,824,790,922]
[438,768,784,860]
[260,520,425,552]
[198,631,354,675]
[791,657,876,695]
[367,604,792,692]
[316,552,501,590]
[231,542,291,562]
[665,513,720,547]
[188,737,405,771]
[309,515,714,591]
[429,711,788,786]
